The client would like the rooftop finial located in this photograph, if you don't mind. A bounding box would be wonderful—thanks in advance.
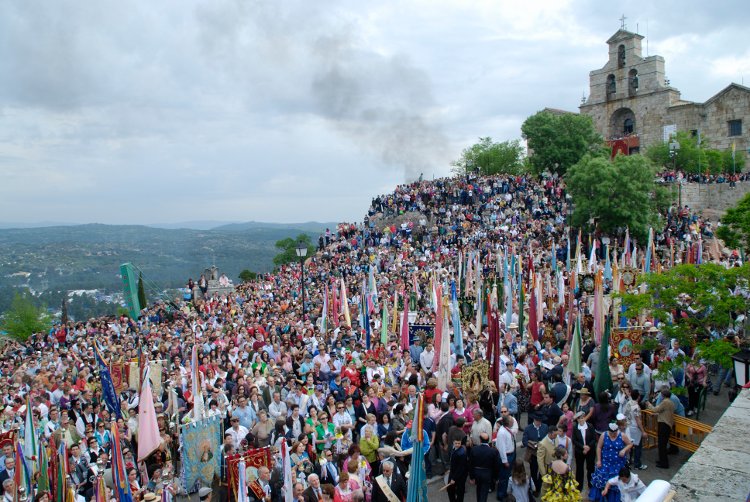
[620,14,627,30]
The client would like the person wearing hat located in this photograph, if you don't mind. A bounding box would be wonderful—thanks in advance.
[572,410,596,491]
[522,412,547,495]
[574,385,594,423]
[197,486,212,500]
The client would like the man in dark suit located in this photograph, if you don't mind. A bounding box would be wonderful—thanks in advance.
[536,391,563,428]
[317,450,339,486]
[468,433,499,502]
[372,460,407,502]
[434,402,454,474]
[302,473,323,502]
[572,411,596,490]
[447,436,468,502]
[0,457,14,496]
[522,413,548,495]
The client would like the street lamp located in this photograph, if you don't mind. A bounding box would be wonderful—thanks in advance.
[669,140,681,205]
[295,243,308,317]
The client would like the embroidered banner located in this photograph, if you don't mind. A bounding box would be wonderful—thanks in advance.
[180,415,222,492]
[112,360,163,394]
[610,328,643,371]
[227,447,272,499]
[111,362,129,393]
[408,324,434,346]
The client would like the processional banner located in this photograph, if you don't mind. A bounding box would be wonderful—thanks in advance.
[180,415,223,492]
[408,324,434,346]
[227,447,273,499]
[610,328,644,371]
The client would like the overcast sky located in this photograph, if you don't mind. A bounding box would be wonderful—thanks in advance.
[1,0,748,226]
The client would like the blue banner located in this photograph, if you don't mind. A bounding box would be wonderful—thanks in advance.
[408,324,434,346]
[95,347,122,419]
[181,416,223,492]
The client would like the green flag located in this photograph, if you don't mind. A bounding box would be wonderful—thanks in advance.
[566,316,583,378]
[37,441,50,493]
[594,317,613,400]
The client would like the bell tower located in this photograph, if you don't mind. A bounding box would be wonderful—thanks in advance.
[580,22,681,149]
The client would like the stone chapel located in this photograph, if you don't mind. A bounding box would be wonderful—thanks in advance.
[579,28,749,160]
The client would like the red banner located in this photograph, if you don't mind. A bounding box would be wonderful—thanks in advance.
[111,362,130,392]
[227,447,272,500]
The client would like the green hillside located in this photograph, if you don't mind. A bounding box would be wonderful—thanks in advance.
[0,223,325,318]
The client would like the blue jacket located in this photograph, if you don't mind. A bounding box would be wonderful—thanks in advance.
[497,392,518,416]
[522,422,548,448]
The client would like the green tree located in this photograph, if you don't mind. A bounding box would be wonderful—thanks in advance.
[645,130,745,174]
[521,110,604,176]
[717,192,750,253]
[451,137,525,175]
[273,234,315,267]
[566,154,667,242]
[239,269,258,282]
[621,263,746,372]
[0,292,52,342]
[137,272,147,310]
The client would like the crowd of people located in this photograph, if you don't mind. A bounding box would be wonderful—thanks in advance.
[657,170,748,184]
[0,172,744,502]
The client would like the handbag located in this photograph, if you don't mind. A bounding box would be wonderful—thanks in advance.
[523,441,537,463]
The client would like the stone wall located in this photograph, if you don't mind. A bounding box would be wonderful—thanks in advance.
[670,387,750,500]
[676,181,750,221]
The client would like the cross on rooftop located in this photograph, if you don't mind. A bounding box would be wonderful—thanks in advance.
[620,14,627,30]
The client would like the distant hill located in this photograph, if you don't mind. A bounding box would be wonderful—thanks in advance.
[212,221,335,233]
[145,220,242,230]
[1,220,336,232]
[0,221,81,229]
[0,222,325,315]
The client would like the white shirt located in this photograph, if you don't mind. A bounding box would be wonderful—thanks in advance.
[499,370,517,391]
[495,426,515,463]
[606,472,647,502]
[227,425,249,450]
[313,354,331,374]
[554,435,573,466]
[419,349,435,371]
[577,423,589,447]
[627,362,652,382]
[268,400,287,421]
[333,411,353,440]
